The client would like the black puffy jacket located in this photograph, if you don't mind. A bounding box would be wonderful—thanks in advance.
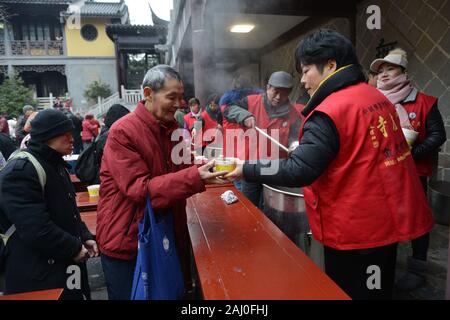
[411,103,446,163]
[0,140,93,299]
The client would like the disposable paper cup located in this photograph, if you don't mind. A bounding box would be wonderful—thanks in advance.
[215,157,237,173]
[402,128,419,146]
[87,184,100,197]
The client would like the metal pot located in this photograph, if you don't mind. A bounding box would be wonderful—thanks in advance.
[428,180,450,226]
[262,184,323,269]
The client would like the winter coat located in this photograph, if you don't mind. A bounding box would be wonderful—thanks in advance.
[401,90,446,176]
[14,115,27,144]
[84,105,130,185]
[96,101,205,264]
[0,140,94,298]
[0,133,16,160]
[81,119,99,142]
[67,112,83,146]
[0,117,9,135]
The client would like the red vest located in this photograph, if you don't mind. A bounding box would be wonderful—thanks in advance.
[294,103,305,115]
[199,110,219,147]
[183,113,198,131]
[221,104,243,158]
[301,82,433,250]
[226,94,298,160]
[402,92,437,176]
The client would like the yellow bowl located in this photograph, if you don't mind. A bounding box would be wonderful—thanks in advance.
[87,184,100,197]
[215,158,237,173]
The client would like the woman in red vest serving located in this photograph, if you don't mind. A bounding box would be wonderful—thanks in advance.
[370,48,446,292]
[225,29,434,300]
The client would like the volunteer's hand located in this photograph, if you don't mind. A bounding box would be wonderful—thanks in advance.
[288,141,299,154]
[224,160,244,181]
[73,245,90,263]
[198,160,228,185]
[243,117,256,129]
[84,240,99,258]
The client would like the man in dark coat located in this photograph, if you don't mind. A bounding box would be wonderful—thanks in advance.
[0,109,97,299]
[92,104,130,184]
[15,105,35,146]
[0,133,16,161]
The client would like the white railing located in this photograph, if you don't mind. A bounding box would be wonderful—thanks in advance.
[81,86,144,118]
[36,96,54,109]
[88,92,121,119]
[36,93,58,109]
[36,93,72,110]
[121,85,143,105]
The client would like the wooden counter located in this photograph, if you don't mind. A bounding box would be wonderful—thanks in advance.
[0,288,64,300]
[76,192,98,212]
[80,211,97,236]
[70,174,88,193]
[186,185,350,300]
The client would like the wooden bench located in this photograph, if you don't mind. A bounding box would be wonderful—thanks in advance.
[0,288,64,300]
[80,211,97,236]
[186,185,350,300]
[76,192,98,212]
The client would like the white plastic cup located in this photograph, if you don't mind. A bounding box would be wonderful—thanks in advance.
[87,184,100,197]
[402,128,419,147]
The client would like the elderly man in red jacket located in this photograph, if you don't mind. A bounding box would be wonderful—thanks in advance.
[96,65,226,300]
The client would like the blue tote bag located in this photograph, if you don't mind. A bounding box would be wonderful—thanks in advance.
[130,197,185,300]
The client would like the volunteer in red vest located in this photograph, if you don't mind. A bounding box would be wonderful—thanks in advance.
[193,93,222,153]
[223,71,301,209]
[219,77,264,191]
[225,29,434,300]
[183,98,202,155]
[371,48,446,292]
[183,97,201,132]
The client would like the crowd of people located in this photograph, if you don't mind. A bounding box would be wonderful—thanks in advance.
[0,28,447,300]
[0,104,106,161]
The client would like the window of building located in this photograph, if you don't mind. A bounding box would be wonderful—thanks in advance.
[13,17,61,41]
[81,24,98,41]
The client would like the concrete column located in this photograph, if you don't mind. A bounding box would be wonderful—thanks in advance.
[61,20,68,57]
[190,0,215,106]
[4,22,13,76]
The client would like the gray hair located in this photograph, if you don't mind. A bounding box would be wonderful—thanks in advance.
[23,105,35,114]
[142,65,182,92]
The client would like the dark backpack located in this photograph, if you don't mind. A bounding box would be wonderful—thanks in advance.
[75,141,99,184]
